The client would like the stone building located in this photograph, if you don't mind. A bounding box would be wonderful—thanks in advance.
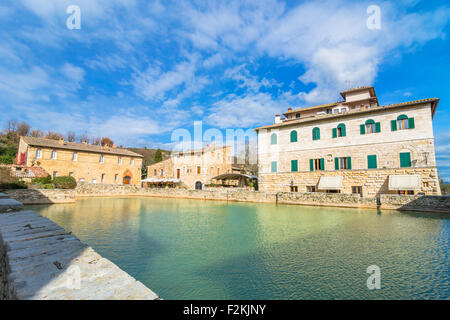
[255,87,441,197]
[16,136,143,185]
[147,144,233,189]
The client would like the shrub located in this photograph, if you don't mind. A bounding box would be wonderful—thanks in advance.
[32,175,52,185]
[0,181,27,190]
[53,176,77,189]
[40,183,55,189]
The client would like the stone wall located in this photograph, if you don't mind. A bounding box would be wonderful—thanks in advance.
[276,192,378,208]
[3,189,76,204]
[380,194,450,212]
[259,167,440,197]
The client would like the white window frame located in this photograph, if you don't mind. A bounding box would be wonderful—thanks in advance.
[118,157,122,165]
[72,152,78,161]
[36,149,42,159]
[100,155,104,163]
[130,159,134,166]
[51,150,57,160]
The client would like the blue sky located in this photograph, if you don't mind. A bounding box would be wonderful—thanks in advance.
[1,0,449,179]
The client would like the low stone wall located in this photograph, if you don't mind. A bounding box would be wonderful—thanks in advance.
[3,189,76,204]
[277,192,378,208]
[380,194,450,212]
[76,183,141,197]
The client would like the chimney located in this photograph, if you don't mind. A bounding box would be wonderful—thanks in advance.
[288,107,292,112]
[275,114,282,124]
[58,137,64,145]
[83,140,87,144]
[112,144,117,148]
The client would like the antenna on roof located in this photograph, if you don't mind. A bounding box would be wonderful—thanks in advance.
[344,80,358,90]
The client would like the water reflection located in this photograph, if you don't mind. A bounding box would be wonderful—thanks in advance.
[30,197,450,299]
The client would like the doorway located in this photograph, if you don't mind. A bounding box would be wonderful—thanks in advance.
[195,181,202,190]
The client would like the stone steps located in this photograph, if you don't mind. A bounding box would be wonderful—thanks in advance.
[0,198,24,213]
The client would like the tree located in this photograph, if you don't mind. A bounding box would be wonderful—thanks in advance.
[30,130,44,138]
[79,134,90,144]
[17,122,30,137]
[67,131,76,142]
[91,137,102,146]
[101,137,114,147]
[154,148,163,163]
[46,131,63,140]
[6,120,18,133]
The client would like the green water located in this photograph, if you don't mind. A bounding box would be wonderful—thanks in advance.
[29,197,449,299]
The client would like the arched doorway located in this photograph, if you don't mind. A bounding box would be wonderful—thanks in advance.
[123,169,133,185]
[195,181,202,190]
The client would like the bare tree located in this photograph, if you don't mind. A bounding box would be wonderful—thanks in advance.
[67,131,76,142]
[46,131,64,140]
[79,134,90,144]
[17,122,30,137]
[6,119,18,133]
[30,130,44,138]
[92,137,102,146]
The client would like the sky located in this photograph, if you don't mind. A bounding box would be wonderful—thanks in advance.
[0,0,449,179]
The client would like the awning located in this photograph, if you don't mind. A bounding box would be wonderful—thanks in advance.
[212,173,257,180]
[388,175,421,190]
[318,176,343,190]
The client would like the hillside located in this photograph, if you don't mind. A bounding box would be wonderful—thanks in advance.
[126,147,171,167]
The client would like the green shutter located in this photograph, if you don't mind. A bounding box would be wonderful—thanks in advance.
[320,158,325,171]
[408,117,415,129]
[375,122,381,133]
[400,152,411,168]
[335,157,339,170]
[291,160,298,172]
[313,128,320,140]
[360,124,365,135]
[290,130,297,142]
[391,120,397,131]
[341,125,346,137]
[271,133,277,145]
[271,161,277,173]
[332,128,337,138]
[347,157,352,170]
[309,159,314,172]
[368,155,377,169]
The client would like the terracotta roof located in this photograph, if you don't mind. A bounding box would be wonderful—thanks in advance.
[340,86,374,94]
[283,102,341,116]
[255,98,439,131]
[21,136,143,158]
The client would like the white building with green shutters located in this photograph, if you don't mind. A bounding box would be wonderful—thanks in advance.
[255,87,441,197]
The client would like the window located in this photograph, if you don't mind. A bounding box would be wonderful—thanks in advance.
[290,186,298,192]
[333,123,346,138]
[335,157,352,170]
[101,174,105,183]
[36,149,42,159]
[270,133,277,145]
[296,113,300,119]
[310,158,324,171]
[118,157,122,165]
[392,114,415,131]
[160,169,164,176]
[130,159,134,166]
[367,155,377,169]
[291,160,298,172]
[114,174,118,183]
[290,130,298,143]
[400,152,412,168]
[51,150,57,160]
[271,161,277,173]
[53,171,57,178]
[360,119,380,134]
[92,179,97,184]
[307,186,316,192]
[69,172,73,177]
[154,169,157,176]
[312,127,320,140]
[72,152,78,161]
[197,166,201,174]
[352,186,362,196]
[79,178,85,182]
[100,155,104,163]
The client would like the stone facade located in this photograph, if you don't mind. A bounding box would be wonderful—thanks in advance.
[147,144,233,189]
[17,136,143,186]
[256,87,441,197]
